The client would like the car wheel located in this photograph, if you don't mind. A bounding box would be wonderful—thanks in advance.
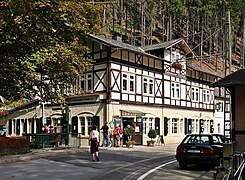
[179,162,187,169]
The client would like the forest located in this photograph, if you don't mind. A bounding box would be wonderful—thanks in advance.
[100,0,245,73]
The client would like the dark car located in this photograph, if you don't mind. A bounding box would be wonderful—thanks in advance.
[175,134,227,169]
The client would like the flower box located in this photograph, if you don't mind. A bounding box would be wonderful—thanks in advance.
[172,62,183,69]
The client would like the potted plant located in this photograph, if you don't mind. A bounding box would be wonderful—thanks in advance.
[124,125,135,147]
[172,62,183,70]
[147,129,157,146]
[125,140,136,148]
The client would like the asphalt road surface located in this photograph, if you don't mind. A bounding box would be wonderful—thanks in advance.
[0,148,214,180]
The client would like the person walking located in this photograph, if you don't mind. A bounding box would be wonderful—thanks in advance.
[100,122,110,147]
[118,125,123,147]
[113,126,119,147]
[89,126,100,161]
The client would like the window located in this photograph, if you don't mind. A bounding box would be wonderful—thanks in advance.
[149,118,153,130]
[149,79,154,95]
[79,116,93,136]
[80,117,85,135]
[195,88,199,101]
[143,77,154,95]
[143,78,148,94]
[196,120,199,133]
[143,118,147,134]
[86,73,93,92]
[87,117,93,135]
[179,119,183,134]
[191,87,199,102]
[203,90,210,103]
[129,75,135,92]
[122,74,128,91]
[191,119,195,133]
[171,82,180,99]
[122,73,135,93]
[172,52,180,63]
[206,120,210,133]
[172,118,178,134]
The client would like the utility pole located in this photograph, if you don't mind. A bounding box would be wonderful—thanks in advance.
[223,11,232,142]
[228,11,232,74]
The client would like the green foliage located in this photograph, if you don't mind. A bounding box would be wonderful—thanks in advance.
[148,129,157,140]
[123,125,135,137]
[0,0,102,104]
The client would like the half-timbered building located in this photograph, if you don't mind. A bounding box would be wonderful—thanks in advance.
[1,34,219,146]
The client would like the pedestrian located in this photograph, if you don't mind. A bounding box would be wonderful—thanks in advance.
[113,126,119,147]
[89,125,100,161]
[100,122,110,147]
[118,125,123,147]
[43,124,49,134]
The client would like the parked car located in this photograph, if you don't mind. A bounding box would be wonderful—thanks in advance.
[176,134,227,169]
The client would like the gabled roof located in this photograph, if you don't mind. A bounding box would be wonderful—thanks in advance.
[210,69,245,87]
[87,34,194,59]
[88,34,145,54]
[141,38,194,55]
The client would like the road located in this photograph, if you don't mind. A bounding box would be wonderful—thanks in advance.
[0,147,214,180]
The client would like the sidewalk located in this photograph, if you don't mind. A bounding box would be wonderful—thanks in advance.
[0,143,178,165]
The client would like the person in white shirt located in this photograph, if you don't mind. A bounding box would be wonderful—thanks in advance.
[89,126,100,161]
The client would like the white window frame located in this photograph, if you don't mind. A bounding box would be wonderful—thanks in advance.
[122,73,135,93]
[122,73,128,92]
[179,119,184,134]
[129,74,135,93]
[143,118,147,134]
[171,82,180,99]
[196,119,199,133]
[149,118,153,130]
[85,73,93,92]
[203,89,210,103]
[79,116,93,136]
[143,78,148,94]
[191,87,199,102]
[172,52,181,63]
[143,77,154,96]
[171,118,178,134]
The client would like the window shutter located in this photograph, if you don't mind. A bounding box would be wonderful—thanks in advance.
[164,117,168,136]
[71,116,78,134]
[8,119,12,135]
[155,117,160,135]
[93,116,100,131]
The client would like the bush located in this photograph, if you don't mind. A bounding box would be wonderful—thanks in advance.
[148,129,157,140]
[0,136,30,156]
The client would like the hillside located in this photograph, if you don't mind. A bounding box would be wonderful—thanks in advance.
[97,0,245,78]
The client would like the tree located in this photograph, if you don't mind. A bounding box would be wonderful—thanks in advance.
[0,0,103,105]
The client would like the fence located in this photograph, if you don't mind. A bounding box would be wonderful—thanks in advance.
[24,133,81,149]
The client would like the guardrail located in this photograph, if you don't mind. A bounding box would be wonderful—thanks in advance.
[24,133,69,149]
[24,133,83,149]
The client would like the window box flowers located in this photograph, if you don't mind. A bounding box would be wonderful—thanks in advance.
[172,62,183,70]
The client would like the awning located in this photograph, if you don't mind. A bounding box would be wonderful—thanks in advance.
[120,110,146,116]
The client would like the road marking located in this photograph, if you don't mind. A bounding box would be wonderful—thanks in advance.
[137,159,177,180]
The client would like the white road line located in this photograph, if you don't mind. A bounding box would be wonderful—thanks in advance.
[137,159,177,180]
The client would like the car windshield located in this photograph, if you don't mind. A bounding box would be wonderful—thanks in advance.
[182,135,210,145]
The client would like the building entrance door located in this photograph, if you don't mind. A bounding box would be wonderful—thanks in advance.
[122,117,143,145]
